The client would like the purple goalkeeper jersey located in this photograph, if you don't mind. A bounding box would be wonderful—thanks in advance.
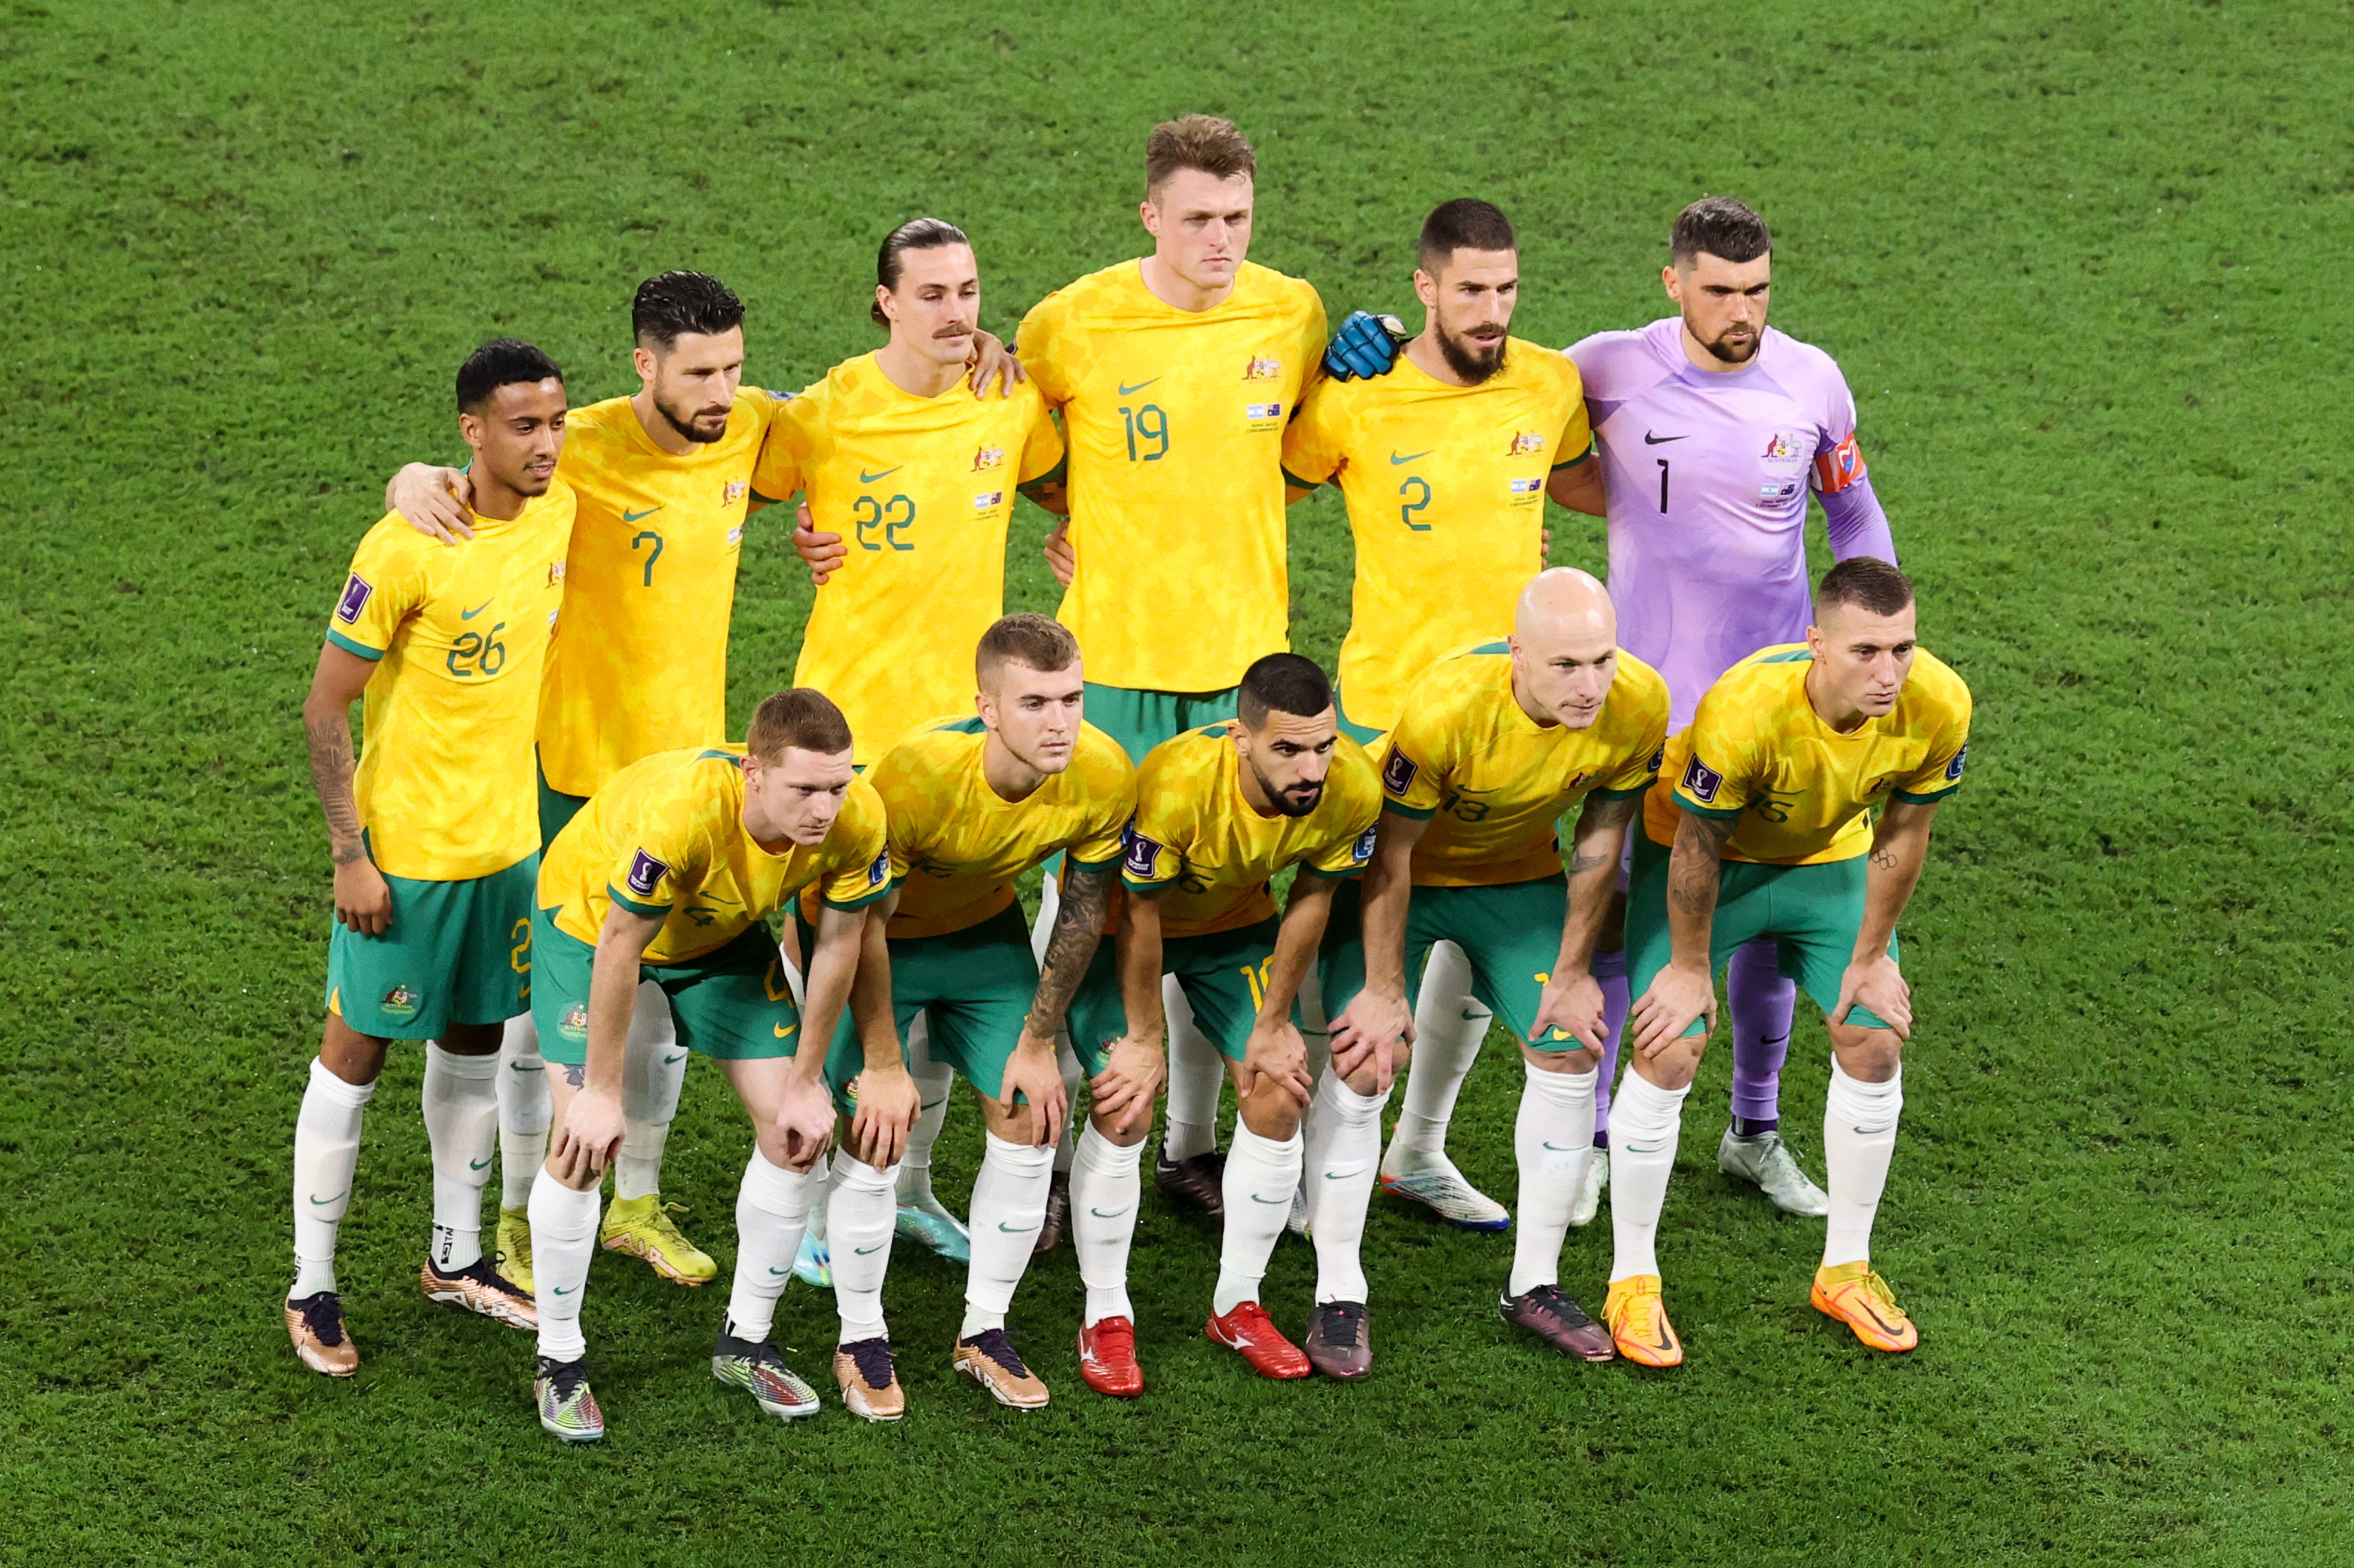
[1567,317,1889,729]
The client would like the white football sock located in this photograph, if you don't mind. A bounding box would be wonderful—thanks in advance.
[290,1058,376,1298]
[723,1148,819,1343]
[1160,976,1221,1162]
[1213,1123,1303,1316]
[1309,1068,1390,1305]
[960,1131,1052,1338]
[1822,1061,1904,1269]
[529,1169,600,1362]
[1391,941,1484,1160]
[895,1013,951,1204]
[829,1155,899,1343]
[1608,1069,1691,1283]
[1508,1060,1597,1297]
[616,980,684,1200]
[1070,1125,1144,1325]
[498,1014,550,1209]
[1053,1037,1083,1175]
[422,1044,499,1272]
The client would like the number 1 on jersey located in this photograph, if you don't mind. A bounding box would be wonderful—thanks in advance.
[1656,458,1669,514]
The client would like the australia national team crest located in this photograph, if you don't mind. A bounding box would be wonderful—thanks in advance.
[1507,430,1546,457]
[379,983,420,1022]
[559,1002,589,1043]
[971,443,1005,471]
[1242,355,1282,381]
[724,479,749,505]
[547,561,567,586]
[1680,754,1724,805]
[1761,431,1798,462]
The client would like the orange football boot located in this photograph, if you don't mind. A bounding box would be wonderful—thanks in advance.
[1811,1261,1919,1352]
[1602,1274,1683,1368]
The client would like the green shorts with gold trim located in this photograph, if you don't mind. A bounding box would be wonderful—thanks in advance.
[1065,915,1290,1074]
[529,909,802,1066]
[1623,834,1897,1038]
[1318,872,1595,1053]
[325,851,538,1040]
[824,901,1038,1115]
[1082,682,1241,766]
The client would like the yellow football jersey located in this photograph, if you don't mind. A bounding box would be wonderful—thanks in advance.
[753,356,1065,765]
[1122,725,1382,938]
[541,745,891,964]
[1647,644,1972,866]
[1383,641,1669,888]
[535,388,787,798]
[1282,340,1589,736]
[326,486,576,881]
[870,717,1136,940]
[1018,260,1326,692]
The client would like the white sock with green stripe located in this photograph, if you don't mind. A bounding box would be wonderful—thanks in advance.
[497,1015,550,1210]
[1070,1124,1144,1325]
[617,981,682,1201]
[1213,1123,1302,1316]
[726,1149,819,1343]
[1509,1059,1597,1297]
[1309,1068,1388,1304]
[828,1155,899,1343]
[422,1043,499,1272]
[291,1058,375,1298]
[1607,1068,1690,1282]
[529,1169,600,1362]
[961,1132,1052,1338]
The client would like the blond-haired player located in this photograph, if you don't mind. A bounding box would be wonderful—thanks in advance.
[1608,558,1969,1366]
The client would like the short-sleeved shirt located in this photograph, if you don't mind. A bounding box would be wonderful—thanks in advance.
[1567,320,1873,730]
[1121,725,1382,938]
[1018,259,1327,693]
[326,486,577,881]
[1647,643,1971,866]
[754,354,1065,765]
[535,390,789,797]
[1382,641,1670,888]
[1282,341,1590,735]
[868,717,1137,940]
[541,745,891,964]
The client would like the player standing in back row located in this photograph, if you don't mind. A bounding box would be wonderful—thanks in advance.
[1019,114,1327,1211]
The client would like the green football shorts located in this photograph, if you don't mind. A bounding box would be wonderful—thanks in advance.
[1082,682,1241,766]
[529,910,803,1066]
[824,901,1038,1115]
[326,851,538,1039]
[1065,915,1286,1074]
[1319,873,1594,1054]
[536,751,589,847]
[1623,834,1898,1038]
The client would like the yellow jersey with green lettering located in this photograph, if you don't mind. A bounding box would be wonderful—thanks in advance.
[326,486,576,881]
[541,745,891,964]
[536,389,788,797]
[1649,644,1971,866]
[1383,641,1669,888]
[1018,260,1326,692]
[752,355,1065,764]
[1282,341,1589,736]
[1121,725,1381,939]
[870,717,1135,940]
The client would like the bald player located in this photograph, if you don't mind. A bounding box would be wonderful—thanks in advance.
[1314,570,1669,1373]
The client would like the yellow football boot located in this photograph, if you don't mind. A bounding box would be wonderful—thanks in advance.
[493,1205,534,1296]
[1811,1261,1919,1353]
[1602,1274,1683,1368]
[599,1194,717,1285]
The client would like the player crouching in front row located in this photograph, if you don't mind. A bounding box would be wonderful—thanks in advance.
[1614,558,1971,1364]
[523,691,916,1441]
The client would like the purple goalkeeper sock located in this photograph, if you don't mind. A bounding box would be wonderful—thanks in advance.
[1591,950,1629,1142]
[1727,937,1796,1129]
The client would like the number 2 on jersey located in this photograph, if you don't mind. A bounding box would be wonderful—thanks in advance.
[1121,402,1169,463]
[852,494,916,551]
[1398,474,1432,530]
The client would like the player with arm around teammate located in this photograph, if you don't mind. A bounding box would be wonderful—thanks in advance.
[1317,570,1668,1371]
[1609,558,1970,1366]
[521,691,916,1440]
[1060,653,1380,1389]
[285,341,573,1376]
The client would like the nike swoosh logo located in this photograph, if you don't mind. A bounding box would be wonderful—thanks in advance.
[509,1062,538,1072]
[1540,1142,1585,1152]
[1389,449,1432,465]
[1623,1143,1665,1154]
[773,1023,796,1038]
[919,1097,946,1110]
[460,601,493,620]
[1461,1009,1484,1022]
[553,1285,576,1296]
[622,506,661,522]
[858,466,902,483]
[307,1192,348,1206]
[1089,1206,1131,1219]
[997,1221,1040,1233]
[853,1243,885,1255]
[1642,431,1686,445]
[1323,1166,1367,1181]
[768,1266,791,1275]
[1248,1192,1287,1205]
[662,1052,687,1064]
[1116,379,1159,396]
[469,1157,491,1171]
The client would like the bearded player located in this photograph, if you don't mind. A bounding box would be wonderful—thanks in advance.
[1317,571,1667,1371]
[1608,559,1968,1365]
[1282,197,1590,1232]
[286,341,573,1375]
[769,217,1066,1270]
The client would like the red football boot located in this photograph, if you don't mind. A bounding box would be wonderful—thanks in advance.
[1206,1301,1311,1379]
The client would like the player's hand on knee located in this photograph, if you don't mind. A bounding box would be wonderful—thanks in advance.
[1629,964,1716,1056]
[1089,1036,1165,1140]
[1322,311,1408,382]
[847,1065,917,1168]
[792,500,847,586]
[966,329,1028,398]
[1530,970,1607,1052]
[388,463,475,543]
[775,1070,842,1171]
[1328,989,1410,1085]
[1833,954,1911,1039]
[1000,1036,1069,1149]
[1242,1020,1314,1110]
[1042,523,1076,587]
[552,1087,625,1186]
[333,855,394,938]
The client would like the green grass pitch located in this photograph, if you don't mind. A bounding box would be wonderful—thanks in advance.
[3,1,2350,1562]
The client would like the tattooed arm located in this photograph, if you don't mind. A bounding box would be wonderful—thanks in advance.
[1834,798,1940,1037]
[994,860,1115,1146]
[302,642,391,935]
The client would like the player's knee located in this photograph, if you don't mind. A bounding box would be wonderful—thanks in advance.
[1239,1088,1301,1141]
[439,1021,505,1055]
[1828,1026,1901,1081]
[1521,1039,1600,1074]
[1634,1039,1703,1092]
[1089,1102,1148,1146]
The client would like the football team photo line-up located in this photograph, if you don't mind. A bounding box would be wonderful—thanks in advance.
[287,112,1965,1441]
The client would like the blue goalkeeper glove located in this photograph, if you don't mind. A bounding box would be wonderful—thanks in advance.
[1322,311,1409,382]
